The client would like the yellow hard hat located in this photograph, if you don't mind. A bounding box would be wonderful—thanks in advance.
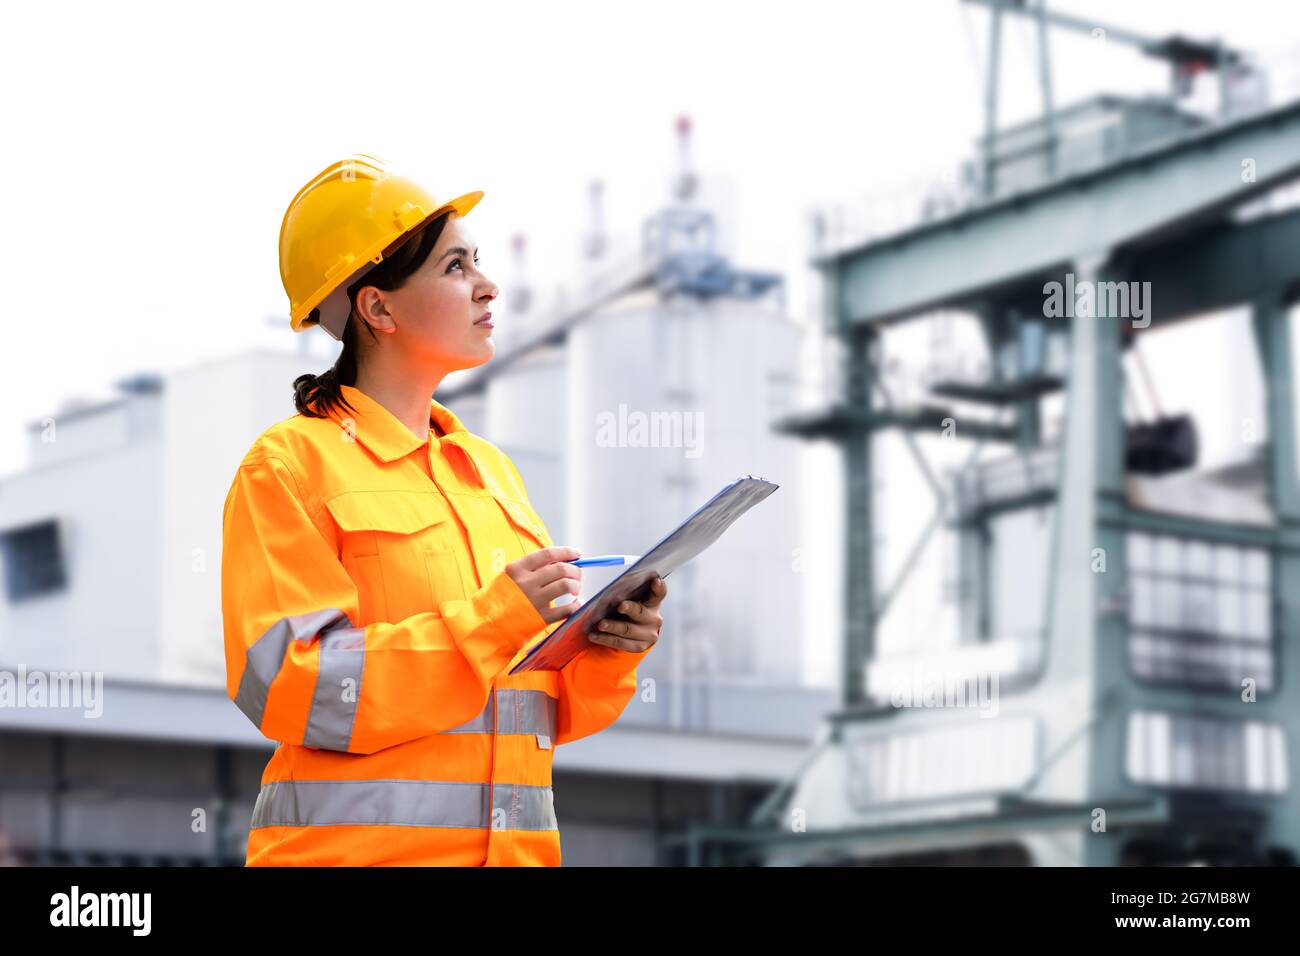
[279,153,483,340]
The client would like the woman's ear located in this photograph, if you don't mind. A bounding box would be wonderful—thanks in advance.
[355,286,397,334]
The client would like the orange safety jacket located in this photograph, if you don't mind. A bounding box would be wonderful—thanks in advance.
[221,384,650,866]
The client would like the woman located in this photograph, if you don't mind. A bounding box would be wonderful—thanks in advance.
[221,154,667,866]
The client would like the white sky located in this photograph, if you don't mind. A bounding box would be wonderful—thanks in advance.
[4,0,1297,474]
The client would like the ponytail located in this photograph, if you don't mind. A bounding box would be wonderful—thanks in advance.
[293,315,363,419]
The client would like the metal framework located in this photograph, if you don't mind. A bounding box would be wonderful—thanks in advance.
[684,8,1300,865]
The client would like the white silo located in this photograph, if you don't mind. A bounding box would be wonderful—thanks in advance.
[565,286,804,723]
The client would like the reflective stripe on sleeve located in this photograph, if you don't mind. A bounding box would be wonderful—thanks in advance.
[234,608,358,741]
[304,625,366,750]
[442,688,557,737]
[234,611,553,751]
[249,779,558,831]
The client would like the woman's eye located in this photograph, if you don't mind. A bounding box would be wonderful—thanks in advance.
[449,257,482,272]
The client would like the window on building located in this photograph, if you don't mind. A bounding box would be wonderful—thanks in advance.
[1127,532,1272,692]
[844,716,1038,808]
[1,519,68,602]
[1127,710,1287,795]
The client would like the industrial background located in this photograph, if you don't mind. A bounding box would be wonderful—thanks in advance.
[1,0,1299,866]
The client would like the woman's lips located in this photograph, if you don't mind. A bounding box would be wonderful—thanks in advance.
[475,311,493,328]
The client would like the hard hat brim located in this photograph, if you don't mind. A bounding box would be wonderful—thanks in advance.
[295,189,485,340]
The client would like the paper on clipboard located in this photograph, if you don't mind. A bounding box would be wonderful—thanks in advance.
[509,475,779,673]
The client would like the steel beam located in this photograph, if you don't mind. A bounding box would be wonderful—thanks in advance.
[842,327,875,707]
[1252,293,1300,857]
[823,101,1300,326]
[676,795,1169,865]
[1134,209,1300,329]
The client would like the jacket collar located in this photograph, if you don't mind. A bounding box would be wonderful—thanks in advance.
[333,384,484,485]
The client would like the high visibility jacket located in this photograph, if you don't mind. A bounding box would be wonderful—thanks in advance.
[221,384,650,866]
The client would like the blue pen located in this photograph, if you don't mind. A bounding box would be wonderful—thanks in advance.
[569,554,642,568]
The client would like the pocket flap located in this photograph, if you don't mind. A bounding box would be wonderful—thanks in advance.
[493,495,553,549]
[324,490,453,535]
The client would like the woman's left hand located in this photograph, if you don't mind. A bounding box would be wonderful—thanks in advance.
[588,575,667,653]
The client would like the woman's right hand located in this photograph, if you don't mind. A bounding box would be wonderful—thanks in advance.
[505,547,583,624]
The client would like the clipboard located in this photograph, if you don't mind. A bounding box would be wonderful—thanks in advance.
[509,475,779,673]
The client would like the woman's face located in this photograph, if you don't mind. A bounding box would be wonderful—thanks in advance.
[373,213,499,371]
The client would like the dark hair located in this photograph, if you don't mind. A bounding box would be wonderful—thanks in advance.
[292,212,452,419]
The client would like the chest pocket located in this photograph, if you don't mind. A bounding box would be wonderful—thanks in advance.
[493,495,553,554]
[323,490,468,625]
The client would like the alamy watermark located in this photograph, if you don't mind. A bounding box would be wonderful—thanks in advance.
[50,886,150,935]
[0,666,103,718]
[1043,272,1151,328]
[595,404,703,458]
[886,666,1000,718]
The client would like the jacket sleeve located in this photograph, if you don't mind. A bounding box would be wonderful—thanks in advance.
[221,454,549,755]
[554,639,653,745]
